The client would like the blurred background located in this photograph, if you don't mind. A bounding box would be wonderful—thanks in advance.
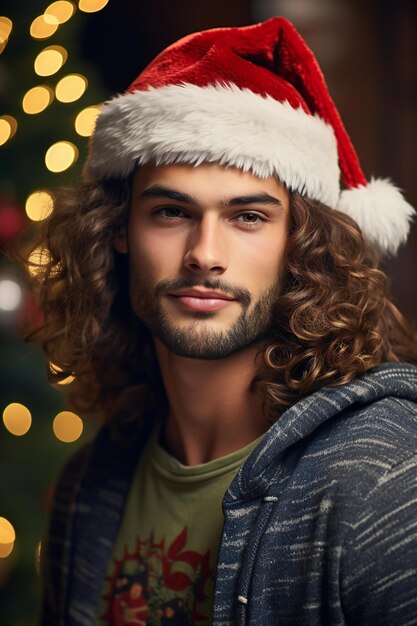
[0,0,416,623]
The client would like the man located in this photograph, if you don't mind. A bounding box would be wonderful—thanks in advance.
[34,16,417,626]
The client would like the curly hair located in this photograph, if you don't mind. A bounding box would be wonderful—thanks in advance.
[25,176,417,427]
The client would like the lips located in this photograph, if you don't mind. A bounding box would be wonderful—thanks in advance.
[169,289,235,300]
[168,289,236,312]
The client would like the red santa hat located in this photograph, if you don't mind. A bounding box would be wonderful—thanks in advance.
[85,16,414,255]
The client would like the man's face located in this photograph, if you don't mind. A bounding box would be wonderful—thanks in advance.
[120,162,289,360]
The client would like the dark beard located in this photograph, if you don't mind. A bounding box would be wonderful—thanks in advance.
[129,275,280,360]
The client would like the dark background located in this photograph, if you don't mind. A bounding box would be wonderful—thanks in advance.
[0,1,416,624]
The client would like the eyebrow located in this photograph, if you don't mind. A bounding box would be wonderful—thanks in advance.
[140,184,284,209]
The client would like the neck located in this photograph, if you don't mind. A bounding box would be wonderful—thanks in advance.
[153,338,269,465]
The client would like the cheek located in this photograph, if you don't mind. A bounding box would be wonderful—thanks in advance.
[236,233,286,287]
[128,225,181,273]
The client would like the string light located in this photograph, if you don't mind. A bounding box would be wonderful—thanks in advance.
[55,73,88,103]
[49,362,75,385]
[53,410,83,442]
[27,246,51,277]
[2,403,32,436]
[34,45,68,77]
[78,0,109,13]
[45,140,78,172]
[0,115,17,146]
[25,191,54,221]
[45,1,76,24]
[0,279,23,312]
[75,105,100,136]
[30,14,60,40]
[0,517,15,559]
[22,86,54,115]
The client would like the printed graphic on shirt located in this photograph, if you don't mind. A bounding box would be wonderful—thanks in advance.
[100,527,213,625]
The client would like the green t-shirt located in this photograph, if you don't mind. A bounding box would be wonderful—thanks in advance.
[95,428,262,625]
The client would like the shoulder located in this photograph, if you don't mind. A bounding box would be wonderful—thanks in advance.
[40,440,94,624]
[44,439,94,560]
[304,394,417,483]
[52,440,93,495]
[286,393,417,537]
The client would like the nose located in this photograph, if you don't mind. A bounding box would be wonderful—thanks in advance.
[183,215,228,275]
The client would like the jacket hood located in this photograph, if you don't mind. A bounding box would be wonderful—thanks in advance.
[226,362,417,504]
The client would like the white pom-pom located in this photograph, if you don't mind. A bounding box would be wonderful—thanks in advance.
[337,178,415,255]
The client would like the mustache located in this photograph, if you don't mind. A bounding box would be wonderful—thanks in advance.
[155,278,251,308]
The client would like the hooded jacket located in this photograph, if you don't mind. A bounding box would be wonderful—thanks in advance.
[41,362,417,625]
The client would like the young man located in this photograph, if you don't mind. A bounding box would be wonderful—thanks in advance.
[34,16,417,626]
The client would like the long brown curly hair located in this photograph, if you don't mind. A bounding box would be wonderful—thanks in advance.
[24,175,417,427]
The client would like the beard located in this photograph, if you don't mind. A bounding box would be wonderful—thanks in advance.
[129,269,281,360]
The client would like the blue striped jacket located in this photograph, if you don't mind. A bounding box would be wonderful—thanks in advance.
[40,362,417,625]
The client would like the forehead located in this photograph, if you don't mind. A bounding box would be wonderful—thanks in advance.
[131,162,288,205]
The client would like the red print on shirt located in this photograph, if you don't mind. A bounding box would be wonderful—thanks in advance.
[100,527,213,625]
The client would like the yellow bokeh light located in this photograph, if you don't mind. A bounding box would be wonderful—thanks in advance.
[45,141,78,173]
[22,85,54,115]
[45,1,76,24]
[78,0,109,13]
[34,46,68,77]
[0,116,17,146]
[0,517,15,544]
[28,246,51,277]
[75,105,100,137]
[0,517,15,559]
[30,14,59,39]
[0,541,14,558]
[53,411,83,443]
[0,16,12,44]
[25,191,54,222]
[55,74,88,103]
[2,403,32,436]
[49,362,75,385]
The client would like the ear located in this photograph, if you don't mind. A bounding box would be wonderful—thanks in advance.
[113,230,128,254]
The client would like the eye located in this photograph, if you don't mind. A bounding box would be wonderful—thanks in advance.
[234,212,267,227]
[154,207,189,220]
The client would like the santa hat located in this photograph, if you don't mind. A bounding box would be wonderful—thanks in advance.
[85,16,414,255]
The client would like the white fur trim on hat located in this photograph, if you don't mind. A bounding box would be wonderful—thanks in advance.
[337,178,415,255]
[86,82,340,206]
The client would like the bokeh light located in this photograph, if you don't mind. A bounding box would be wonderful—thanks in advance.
[28,246,51,277]
[78,0,109,13]
[35,541,42,573]
[45,141,79,172]
[75,105,100,136]
[0,541,14,558]
[2,403,32,436]
[0,116,17,146]
[34,45,68,77]
[25,191,54,221]
[0,279,23,312]
[0,16,12,44]
[53,411,83,442]
[22,86,54,115]
[30,14,59,39]
[0,518,15,543]
[0,517,15,559]
[49,362,76,385]
[55,74,87,103]
[45,1,76,24]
